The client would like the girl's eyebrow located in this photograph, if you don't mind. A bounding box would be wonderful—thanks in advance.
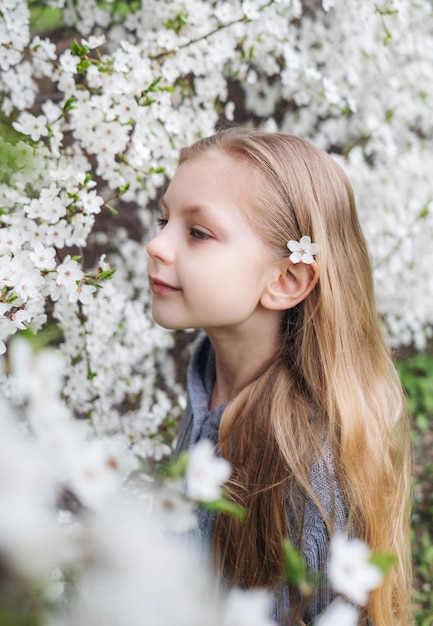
[159,196,214,217]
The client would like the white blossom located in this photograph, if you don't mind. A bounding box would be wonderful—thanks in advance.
[315,599,359,626]
[68,437,138,509]
[223,589,275,626]
[185,440,231,502]
[12,268,45,302]
[82,34,106,49]
[13,112,49,141]
[78,188,104,214]
[29,242,57,270]
[327,534,384,606]
[0,318,17,353]
[56,256,84,289]
[8,308,31,330]
[287,236,318,264]
[153,479,198,533]
[0,227,23,254]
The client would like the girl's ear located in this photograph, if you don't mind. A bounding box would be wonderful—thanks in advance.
[260,259,319,311]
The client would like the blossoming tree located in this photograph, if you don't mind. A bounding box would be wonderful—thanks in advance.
[2,0,433,460]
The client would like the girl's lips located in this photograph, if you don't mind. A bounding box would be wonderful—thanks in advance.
[149,276,181,295]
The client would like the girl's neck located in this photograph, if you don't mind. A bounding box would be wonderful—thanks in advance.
[207,317,282,410]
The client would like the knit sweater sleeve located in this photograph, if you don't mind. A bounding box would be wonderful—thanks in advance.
[301,479,347,621]
[272,451,348,624]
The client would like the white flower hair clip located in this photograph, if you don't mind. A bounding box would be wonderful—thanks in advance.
[287,236,318,264]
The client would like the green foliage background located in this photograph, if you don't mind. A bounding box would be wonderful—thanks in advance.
[396,349,433,625]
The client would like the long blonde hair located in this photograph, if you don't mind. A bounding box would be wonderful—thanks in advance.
[179,129,412,625]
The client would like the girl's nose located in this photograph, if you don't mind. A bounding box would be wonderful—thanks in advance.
[146,228,174,264]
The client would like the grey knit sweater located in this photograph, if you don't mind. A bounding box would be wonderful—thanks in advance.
[174,333,348,624]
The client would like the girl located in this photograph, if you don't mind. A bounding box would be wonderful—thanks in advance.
[146,128,412,625]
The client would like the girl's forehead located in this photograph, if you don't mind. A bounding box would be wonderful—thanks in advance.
[179,149,251,175]
[163,153,262,224]
[174,151,264,208]
[169,152,255,197]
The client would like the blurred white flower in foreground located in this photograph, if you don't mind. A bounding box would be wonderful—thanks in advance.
[0,340,221,625]
[153,478,197,533]
[68,437,138,510]
[315,599,359,626]
[67,498,221,626]
[328,534,383,605]
[8,336,66,404]
[0,406,63,580]
[222,588,274,626]
[185,439,231,501]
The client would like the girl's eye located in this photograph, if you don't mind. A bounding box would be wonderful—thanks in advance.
[156,217,168,228]
[190,228,211,241]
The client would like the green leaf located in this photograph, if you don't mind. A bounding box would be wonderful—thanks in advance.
[140,97,156,107]
[369,552,397,575]
[201,497,246,521]
[281,538,312,595]
[383,28,392,46]
[163,12,188,34]
[86,279,102,288]
[241,44,255,61]
[158,85,176,93]
[71,40,89,57]
[147,76,162,92]
[98,269,116,281]
[119,183,130,195]
[62,96,77,114]
[77,59,91,73]
[165,450,190,479]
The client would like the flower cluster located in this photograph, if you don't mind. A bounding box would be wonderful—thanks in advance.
[0,340,275,626]
[0,339,387,626]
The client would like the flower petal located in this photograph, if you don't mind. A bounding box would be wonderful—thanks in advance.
[287,240,300,252]
[299,235,312,246]
[289,251,302,264]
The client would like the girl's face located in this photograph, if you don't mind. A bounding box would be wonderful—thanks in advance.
[146,152,281,335]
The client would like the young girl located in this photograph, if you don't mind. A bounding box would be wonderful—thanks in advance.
[146,128,412,625]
